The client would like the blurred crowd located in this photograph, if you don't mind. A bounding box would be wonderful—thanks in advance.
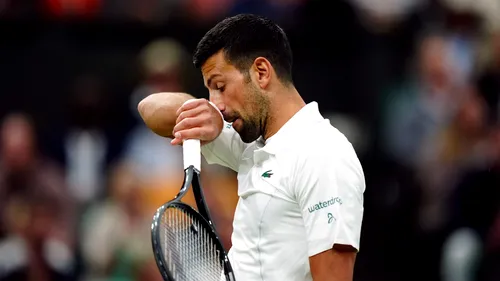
[0,0,500,281]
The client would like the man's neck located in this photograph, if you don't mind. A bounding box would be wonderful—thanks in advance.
[263,86,306,141]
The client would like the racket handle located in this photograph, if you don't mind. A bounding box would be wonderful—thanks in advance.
[180,99,202,171]
[183,139,201,171]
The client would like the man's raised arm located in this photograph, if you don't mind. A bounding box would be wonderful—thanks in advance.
[137,92,194,139]
[137,92,223,146]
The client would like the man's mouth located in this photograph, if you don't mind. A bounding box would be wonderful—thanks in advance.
[224,116,238,123]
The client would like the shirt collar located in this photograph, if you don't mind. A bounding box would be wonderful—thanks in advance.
[256,101,324,154]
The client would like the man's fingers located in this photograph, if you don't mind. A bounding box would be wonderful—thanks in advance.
[176,106,205,125]
[170,98,221,145]
[170,137,182,145]
[176,99,205,116]
[172,127,208,142]
[173,116,202,134]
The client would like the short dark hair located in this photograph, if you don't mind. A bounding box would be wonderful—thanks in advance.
[193,14,294,84]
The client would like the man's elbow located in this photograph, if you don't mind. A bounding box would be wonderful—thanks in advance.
[137,92,193,138]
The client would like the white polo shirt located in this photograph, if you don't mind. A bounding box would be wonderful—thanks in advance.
[202,102,365,281]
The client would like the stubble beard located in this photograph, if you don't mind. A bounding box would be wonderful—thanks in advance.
[237,85,269,143]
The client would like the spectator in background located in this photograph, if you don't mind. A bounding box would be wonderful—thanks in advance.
[125,38,188,178]
[0,113,75,281]
[438,26,500,281]
[421,90,490,281]
[65,74,109,206]
[80,161,159,281]
[418,89,489,234]
[380,31,468,170]
[123,38,190,212]
[378,30,475,281]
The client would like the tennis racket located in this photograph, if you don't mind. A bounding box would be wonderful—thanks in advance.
[151,135,236,281]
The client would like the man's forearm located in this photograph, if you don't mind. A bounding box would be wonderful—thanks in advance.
[137,92,194,138]
[309,246,356,281]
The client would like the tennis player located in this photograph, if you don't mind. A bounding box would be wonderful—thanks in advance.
[138,14,365,281]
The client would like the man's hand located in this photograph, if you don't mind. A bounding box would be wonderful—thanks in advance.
[171,99,223,145]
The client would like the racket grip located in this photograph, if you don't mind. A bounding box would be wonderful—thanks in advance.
[183,139,201,171]
[180,99,202,171]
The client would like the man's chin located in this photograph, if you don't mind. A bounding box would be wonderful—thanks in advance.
[240,137,256,144]
[237,131,260,143]
[232,120,260,143]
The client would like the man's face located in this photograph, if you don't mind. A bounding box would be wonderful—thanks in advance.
[1,116,35,170]
[419,36,450,82]
[201,50,269,143]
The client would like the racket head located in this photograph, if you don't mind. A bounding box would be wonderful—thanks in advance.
[151,201,233,281]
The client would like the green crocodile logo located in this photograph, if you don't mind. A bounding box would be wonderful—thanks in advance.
[261,170,273,178]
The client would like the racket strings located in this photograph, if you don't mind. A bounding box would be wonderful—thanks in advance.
[161,207,223,281]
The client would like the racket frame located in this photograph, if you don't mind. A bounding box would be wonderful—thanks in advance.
[151,165,235,281]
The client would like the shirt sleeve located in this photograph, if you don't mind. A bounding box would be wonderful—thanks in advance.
[201,121,248,172]
[292,142,365,256]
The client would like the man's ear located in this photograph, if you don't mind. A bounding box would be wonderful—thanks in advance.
[251,57,272,89]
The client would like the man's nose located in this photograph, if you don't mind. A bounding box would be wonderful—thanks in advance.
[209,94,225,112]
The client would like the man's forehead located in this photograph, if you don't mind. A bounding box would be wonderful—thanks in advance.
[202,63,219,88]
[201,55,220,83]
[202,49,225,69]
[202,52,233,85]
[201,59,218,77]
